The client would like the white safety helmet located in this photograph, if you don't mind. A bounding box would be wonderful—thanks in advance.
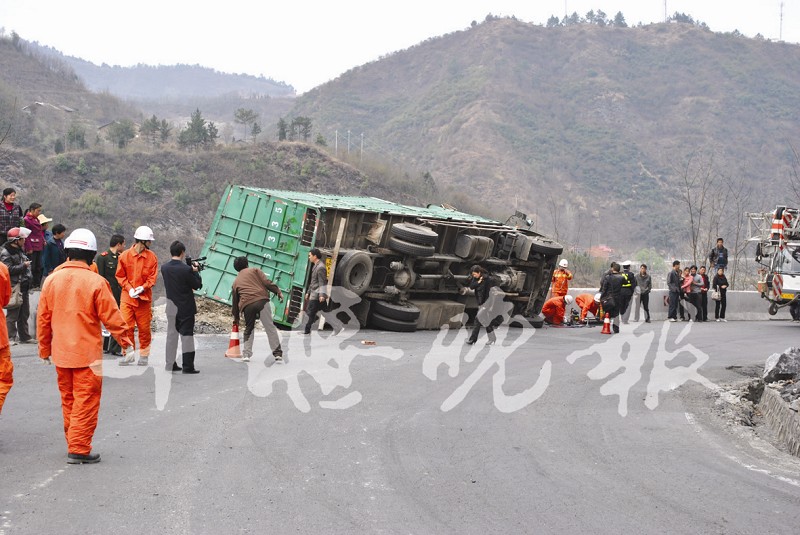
[134,225,155,241]
[559,259,569,268]
[564,295,574,305]
[64,228,97,251]
[594,293,602,303]
[7,227,31,240]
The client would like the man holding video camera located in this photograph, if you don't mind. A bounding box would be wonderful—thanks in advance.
[160,240,203,374]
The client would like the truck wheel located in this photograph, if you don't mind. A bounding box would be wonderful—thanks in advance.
[387,236,435,257]
[334,251,373,296]
[768,302,779,315]
[530,238,563,256]
[390,222,438,245]
[372,300,421,322]
[370,312,417,332]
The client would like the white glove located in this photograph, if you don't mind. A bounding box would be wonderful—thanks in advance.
[135,286,144,295]
[120,347,136,364]
[129,288,139,298]
[42,357,52,365]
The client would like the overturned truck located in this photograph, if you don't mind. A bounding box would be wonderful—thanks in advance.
[197,186,563,331]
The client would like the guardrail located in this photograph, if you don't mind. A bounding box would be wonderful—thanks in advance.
[567,289,782,321]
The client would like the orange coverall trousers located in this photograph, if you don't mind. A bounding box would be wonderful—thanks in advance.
[0,346,12,414]
[56,366,102,455]
[121,301,152,357]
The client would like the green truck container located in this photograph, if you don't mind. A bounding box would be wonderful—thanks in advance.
[197,186,563,331]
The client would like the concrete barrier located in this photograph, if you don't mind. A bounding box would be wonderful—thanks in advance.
[567,289,778,321]
[758,387,800,457]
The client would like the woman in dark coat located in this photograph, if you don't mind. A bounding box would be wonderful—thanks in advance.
[712,267,728,322]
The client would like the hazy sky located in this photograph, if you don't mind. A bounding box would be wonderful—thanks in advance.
[1,1,796,93]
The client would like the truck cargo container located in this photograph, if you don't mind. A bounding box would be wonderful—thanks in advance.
[197,186,563,331]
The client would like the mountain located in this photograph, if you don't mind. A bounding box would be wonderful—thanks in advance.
[289,18,800,253]
[29,43,295,100]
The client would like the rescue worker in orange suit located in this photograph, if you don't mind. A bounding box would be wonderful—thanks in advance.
[551,259,573,297]
[575,292,602,323]
[116,226,158,367]
[542,294,574,325]
[37,229,132,464]
[0,263,13,414]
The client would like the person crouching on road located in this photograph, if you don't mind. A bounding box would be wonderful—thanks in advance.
[542,294,574,325]
[232,256,285,363]
[0,263,13,414]
[37,229,132,464]
[161,241,203,374]
[575,293,602,323]
[116,226,158,366]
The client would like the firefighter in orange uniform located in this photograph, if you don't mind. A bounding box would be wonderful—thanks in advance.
[116,226,158,366]
[0,263,13,414]
[551,259,573,297]
[542,294,574,325]
[575,292,602,322]
[38,229,132,464]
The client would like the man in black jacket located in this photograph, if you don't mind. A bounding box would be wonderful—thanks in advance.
[161,241,202,373]
[95,234,125,355]
[600,262,624,333]
[666,260,682,322]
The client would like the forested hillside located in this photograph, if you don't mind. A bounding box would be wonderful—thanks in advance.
[290,17,800,257]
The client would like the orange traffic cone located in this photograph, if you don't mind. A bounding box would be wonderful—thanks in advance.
[601,313,612,335]
[225,324,242,358]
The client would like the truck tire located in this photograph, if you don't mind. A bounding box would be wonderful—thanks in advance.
[370,312,417,332]
[333,251,373,296]
[372,300,421,322]
[390,222,438,245]
[530,238,563,256]
[387,236,435,257]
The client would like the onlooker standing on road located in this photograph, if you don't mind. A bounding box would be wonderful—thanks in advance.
[686,265,703,322]
[303,248,328,335]
[0,263,13,414]
[23,203,45,288]
[712,267,729,322]
[634,264,652,322]
[1,227,35,344]
[231,256,284,363]
[619,261,637,323]
[699,265,710,322]
[94,234,125,355]
[709,238,729,272]
[0,188,23,245]
[551,259,573,298]
[116,226,158,366]
[37,228,132,464]
[161,241,203,373]
[600,262,624,333]
[667,261,682,322]
[42,222,67,281]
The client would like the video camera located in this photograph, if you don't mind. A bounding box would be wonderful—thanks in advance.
[186,256,207,272]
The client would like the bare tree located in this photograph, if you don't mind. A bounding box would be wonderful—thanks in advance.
[673,150,719,266]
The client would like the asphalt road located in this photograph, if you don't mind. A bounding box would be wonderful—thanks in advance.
[2,319,800,534]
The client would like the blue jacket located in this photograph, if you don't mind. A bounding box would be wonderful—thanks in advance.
[42,233,66,277]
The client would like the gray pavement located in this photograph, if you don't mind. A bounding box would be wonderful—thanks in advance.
[2,319,800,534]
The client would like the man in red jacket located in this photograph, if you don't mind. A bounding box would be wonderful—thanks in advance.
[38,229,131,464]
[542,294,574,325]
[0,263,13,414]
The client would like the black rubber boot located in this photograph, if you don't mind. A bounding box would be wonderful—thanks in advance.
[181,351,199,374]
